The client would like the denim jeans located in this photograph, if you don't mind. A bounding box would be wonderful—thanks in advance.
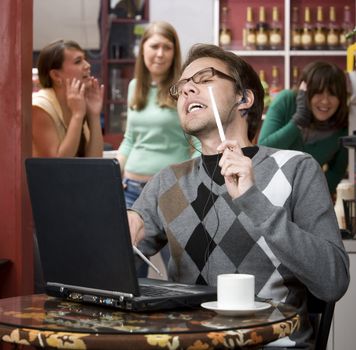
[123,178,146,209]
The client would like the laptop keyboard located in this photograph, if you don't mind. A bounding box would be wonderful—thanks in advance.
[140,285,189,297]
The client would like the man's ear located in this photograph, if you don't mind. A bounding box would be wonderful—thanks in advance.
[236,89,254,110]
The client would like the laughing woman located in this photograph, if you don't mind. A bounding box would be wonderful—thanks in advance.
[258,61,349,196]
[32,40,104,157]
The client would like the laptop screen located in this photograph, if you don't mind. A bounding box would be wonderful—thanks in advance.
[25,158,140,296]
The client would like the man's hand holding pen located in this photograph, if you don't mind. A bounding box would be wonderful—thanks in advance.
[217,140,255,200]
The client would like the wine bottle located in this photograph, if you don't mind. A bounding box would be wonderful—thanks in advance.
[301,6,313,50]
[291,7,301,50]
[327,6,339,50]
[270,6,283,50]
[340,6,353,49]
[256,6,269,50]
[243,6,256,50]
[259,70,271,113]
[314,6,326,50]
[219,5,232,47]
[269,66,282,100]
[291,66,299,90]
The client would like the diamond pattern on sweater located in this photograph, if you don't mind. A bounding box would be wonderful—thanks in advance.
[191,183,218,220]
[168,203,202,247]
[257,236,281,268]
[195,274,208,285]
[159,181,189,224]
[258,268,289,302]
[263,168,292,207]
[219,218,256,267]
[271,150,303,167]
[161,150,301,294]
[237,241,276,292]
[185,222,216,271]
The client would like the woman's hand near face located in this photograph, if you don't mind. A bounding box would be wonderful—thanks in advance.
[66,78,86,120]
[299,81,307,91]
[292,81,313,128]
[85,77,104,122]
[82,77,104,157]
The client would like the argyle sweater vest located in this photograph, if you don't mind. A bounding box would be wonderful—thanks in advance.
[133,145,348,348]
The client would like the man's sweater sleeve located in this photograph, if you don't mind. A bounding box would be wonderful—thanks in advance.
[131,172,167,256]
[233,155,350,302]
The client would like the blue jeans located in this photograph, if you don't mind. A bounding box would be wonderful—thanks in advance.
[123,178,146,209]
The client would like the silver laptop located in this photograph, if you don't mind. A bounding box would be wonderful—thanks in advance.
[25,157,216,311]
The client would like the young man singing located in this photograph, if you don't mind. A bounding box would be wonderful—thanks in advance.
[127,44,349,348]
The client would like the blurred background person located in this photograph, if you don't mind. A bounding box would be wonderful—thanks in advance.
[32,39,104,157]
[258,61,348,197]
[32,39,104,292]
[116,21,200,207]
[116,21,200,276]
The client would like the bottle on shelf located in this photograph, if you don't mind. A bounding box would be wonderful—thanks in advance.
[270,6,283,50]
[291,66,299,90]
[256,6,269,50]
[269,66,282,100]
[301,6,313,50]
[110,68,123,100]
[327,6,340,50]
[259,70,271,113]
[243,6,256,50]
[314,6,326,50]
[109,104,120,133]
[290,6,301,50]
[132,24,146,57]
[219,5,232,47]
[340,5,353,49]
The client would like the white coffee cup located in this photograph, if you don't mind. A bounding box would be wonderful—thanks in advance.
[217,274,255,309]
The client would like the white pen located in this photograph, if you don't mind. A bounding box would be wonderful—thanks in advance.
[132,245,162,276]
[208,86,225,142]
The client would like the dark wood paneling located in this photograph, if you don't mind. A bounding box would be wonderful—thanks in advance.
[0,0,34,297]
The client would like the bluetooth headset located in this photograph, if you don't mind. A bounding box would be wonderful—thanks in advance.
[230,88,249,117]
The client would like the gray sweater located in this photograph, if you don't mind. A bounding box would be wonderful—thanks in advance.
[132,145,349,348]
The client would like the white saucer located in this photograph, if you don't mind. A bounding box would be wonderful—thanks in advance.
[201,301,271,316]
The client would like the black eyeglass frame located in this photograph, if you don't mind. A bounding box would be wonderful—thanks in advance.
[169,67,236,100]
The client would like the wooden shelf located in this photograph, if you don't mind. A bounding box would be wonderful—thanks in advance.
[100,0,149,144]
[231,50,286,56]
[289,50,346,56]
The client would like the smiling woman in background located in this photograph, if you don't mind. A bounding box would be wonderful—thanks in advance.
[258,61,349,196]
[32,40,104,157]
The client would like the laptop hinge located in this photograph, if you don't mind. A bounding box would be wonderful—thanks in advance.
[47,282,134,299]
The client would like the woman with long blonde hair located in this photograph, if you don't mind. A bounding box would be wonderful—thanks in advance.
[116,21,200,276]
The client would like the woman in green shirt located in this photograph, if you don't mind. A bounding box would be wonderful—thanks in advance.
[116,21,199,276]
[117,21,199,208]
[258,61,348,195]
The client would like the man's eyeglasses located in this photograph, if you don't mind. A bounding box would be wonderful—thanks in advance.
[169,67,236,100]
